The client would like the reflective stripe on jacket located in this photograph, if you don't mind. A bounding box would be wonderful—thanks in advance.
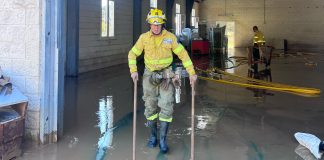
[128,30,195,76]
[253,31,266,45]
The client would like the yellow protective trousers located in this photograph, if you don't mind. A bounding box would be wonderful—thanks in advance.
[142,69,174,122]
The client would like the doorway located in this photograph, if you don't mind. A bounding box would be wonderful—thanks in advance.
[41,0,78,143]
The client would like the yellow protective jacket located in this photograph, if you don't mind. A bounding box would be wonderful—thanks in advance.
[128,30,195,76]
[253,31,266,45]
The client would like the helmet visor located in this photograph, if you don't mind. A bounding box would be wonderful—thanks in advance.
[147,17,165,25]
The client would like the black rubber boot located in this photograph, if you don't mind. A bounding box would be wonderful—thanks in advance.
[146,120,158,148]
[319,141,324,153]
[159,121,170,153]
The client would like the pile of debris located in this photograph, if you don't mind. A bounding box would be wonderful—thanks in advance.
[0,67,12,95]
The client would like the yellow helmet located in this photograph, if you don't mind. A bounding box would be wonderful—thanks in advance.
[146,8,166,25]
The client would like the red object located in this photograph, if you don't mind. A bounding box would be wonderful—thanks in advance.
[191,40,209,55]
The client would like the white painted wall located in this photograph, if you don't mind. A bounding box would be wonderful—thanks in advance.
[0,0,41,140]
[193,2,199,17]
[79,0,133,73]
[200,0,324,51]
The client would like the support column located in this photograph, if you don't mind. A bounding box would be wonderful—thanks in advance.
[133,0,142,44]
[186,0,195,28]
[166,0,175,31]
[66,0,79,76]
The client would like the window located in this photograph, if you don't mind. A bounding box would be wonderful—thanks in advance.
[176,3,180,13]
[150,0,157,8]
[175,4,181,35]
[191,9,196,27]
[101,0,108,37]
[101,0,114,37]
[191,9,199,28]
[108,1,114,37]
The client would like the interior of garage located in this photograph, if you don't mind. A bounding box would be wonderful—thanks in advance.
[17,0,324,159]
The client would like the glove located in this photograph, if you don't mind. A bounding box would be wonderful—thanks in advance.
[160,78,170,90]
[172,77,180,87]
[189,74,198,86]
[131,72,138,83]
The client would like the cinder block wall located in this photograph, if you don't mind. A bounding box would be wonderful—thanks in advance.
[79,0,133,73]
[0,0,41,140]
[200,0,324,52]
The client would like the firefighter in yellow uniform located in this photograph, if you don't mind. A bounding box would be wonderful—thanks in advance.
[128,8,197,153]
[251,26,267,71]
[253,26,266,46]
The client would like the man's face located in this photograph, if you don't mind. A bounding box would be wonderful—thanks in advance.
[150,24,162,35]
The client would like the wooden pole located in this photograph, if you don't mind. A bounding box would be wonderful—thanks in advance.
[133,79,137,160]
[191,83,195,160]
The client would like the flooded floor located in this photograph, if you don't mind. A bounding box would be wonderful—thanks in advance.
[19,49,324,160]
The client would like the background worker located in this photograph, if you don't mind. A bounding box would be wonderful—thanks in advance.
[128,8,198,154]
[253,26,265,46]
[252,26,270,70]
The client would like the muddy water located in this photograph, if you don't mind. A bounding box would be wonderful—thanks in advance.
[20,51,324,160]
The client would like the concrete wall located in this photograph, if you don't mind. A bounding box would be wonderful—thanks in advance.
[79,0,133,73]
[0,0,41,140]
[200,0,324,51]
[193,2,199,17]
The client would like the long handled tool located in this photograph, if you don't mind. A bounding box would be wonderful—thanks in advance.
[190,83,195,160]
[133,79,138,160]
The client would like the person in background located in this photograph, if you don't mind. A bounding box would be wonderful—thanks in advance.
[250,26,268,71]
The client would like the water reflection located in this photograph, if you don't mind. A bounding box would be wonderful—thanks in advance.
[196,115,209,130]
[63,77,78,135]
[194,95,226,138]
[247,69,274,101]
[96,96,114,160]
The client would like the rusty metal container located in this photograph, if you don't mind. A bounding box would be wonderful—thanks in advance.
[0,102,27,160]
